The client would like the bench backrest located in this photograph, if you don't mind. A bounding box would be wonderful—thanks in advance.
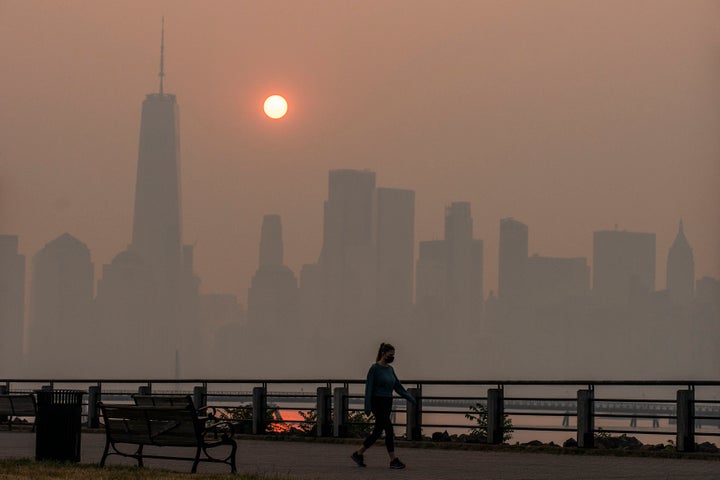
[132,394,196,409]
[0,394,37,416]
[99,404,201,447]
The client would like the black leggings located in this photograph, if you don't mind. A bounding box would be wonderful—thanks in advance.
[363,396,394,453]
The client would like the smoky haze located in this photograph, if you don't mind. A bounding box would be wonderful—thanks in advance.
[0,1,718,380]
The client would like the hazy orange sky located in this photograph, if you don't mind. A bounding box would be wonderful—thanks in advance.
[1,0,719,302]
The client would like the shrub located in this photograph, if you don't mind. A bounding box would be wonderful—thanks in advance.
[465,402,513,441]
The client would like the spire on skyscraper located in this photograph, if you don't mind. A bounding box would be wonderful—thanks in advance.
[667,219,694,306]
[159,17,165,95]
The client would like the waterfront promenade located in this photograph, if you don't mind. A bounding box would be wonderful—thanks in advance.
[1,431,718,479]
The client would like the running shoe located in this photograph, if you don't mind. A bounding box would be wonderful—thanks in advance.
[351,451,366,467]
[389,458,406,469]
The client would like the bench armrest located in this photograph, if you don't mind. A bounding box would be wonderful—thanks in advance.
[202,420,236,441]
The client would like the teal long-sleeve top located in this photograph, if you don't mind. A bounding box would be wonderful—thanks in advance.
[364,363,416,415]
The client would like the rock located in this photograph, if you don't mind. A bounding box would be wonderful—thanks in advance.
[462,434,485,443]
[432,430,452,442]
[696,442,719,453]
[595,434,643,450]
[563,438,578,448]
[524,440,543,447]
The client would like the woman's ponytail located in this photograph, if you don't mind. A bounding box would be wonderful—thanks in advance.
[376,342,395,361]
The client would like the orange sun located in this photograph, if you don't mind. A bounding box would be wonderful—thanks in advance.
[263,95,288,119]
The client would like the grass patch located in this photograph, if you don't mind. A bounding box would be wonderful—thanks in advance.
[0,458,297,480]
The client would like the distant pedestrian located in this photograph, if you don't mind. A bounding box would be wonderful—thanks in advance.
[351,342,416,469]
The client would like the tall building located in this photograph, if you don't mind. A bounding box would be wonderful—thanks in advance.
[593,230,656,306]
[376,188,415,320]
[130,25,183,321]
[666,220,694,307]
[29,233,93,376]
[319,169,376,328]
[246,215,300,368]
[247,215,299,341]
[415,204,484,332]
[0,235,25,376]
[97,23,194,375]
[444,202,475,327]
[95,249,156,376]
[498,218,528,305]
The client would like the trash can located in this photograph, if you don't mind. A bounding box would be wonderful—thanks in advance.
[35,389,84,462]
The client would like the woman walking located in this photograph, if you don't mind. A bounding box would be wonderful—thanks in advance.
[351,343,416,469]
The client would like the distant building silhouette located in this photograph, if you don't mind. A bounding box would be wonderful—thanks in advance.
[376,188,415,323]
[95,248,156,376]
[29,233,93,375]
[526,254,590,308]
[247,215,299,331]
[415,240,446,316]
[498,218,528,305]
[201,293,244,376]
[0,235,25,376]
[319,170,377,331]
[444,202,477,328]
[696,276,720,307]
[593,230,656,306]
[666,220,694,307]
[96,26,198,376]
[415,203,483,337]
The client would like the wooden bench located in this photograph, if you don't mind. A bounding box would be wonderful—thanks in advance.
[132,394,197,408]
[0,394,37,431]
[98,403,237,473]
[132,394,219,425]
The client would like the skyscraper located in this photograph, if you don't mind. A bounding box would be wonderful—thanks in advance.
[96,21,193,376]
[444,202,474,327]
[376,188,415,320]
[666,220,694,307]
[593,230,656,306]
[130,22,182,300]
[499,218,528,305]
[0,235,25,376]
[29,233,93,376]
[247,215,299,331]
[319,169,376,328]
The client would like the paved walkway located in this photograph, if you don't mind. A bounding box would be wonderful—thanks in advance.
[1,432,718,479]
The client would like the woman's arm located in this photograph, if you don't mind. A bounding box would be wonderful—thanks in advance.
[392,369,416,404]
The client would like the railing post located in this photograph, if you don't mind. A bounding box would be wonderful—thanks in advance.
[577,389,594,448]
[676,389,695,452]
[252,386,266,435]
[87,386,101,428]
[487,388,504,444]
[333,386,348,438]
[193,385,206,410]
[316,387,332,437]
[138,385,151,395]
[0,385,7,424]
[406,387,422,441]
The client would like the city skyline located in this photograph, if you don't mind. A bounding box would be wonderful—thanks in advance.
[1,2,718,303]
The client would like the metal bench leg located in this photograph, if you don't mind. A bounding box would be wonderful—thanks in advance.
[230,442,238,473]
[100,439,110,467]
[192,446,202,473]
[136,444,144,468]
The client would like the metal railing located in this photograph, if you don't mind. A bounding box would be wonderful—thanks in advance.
[2,379,718,452]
